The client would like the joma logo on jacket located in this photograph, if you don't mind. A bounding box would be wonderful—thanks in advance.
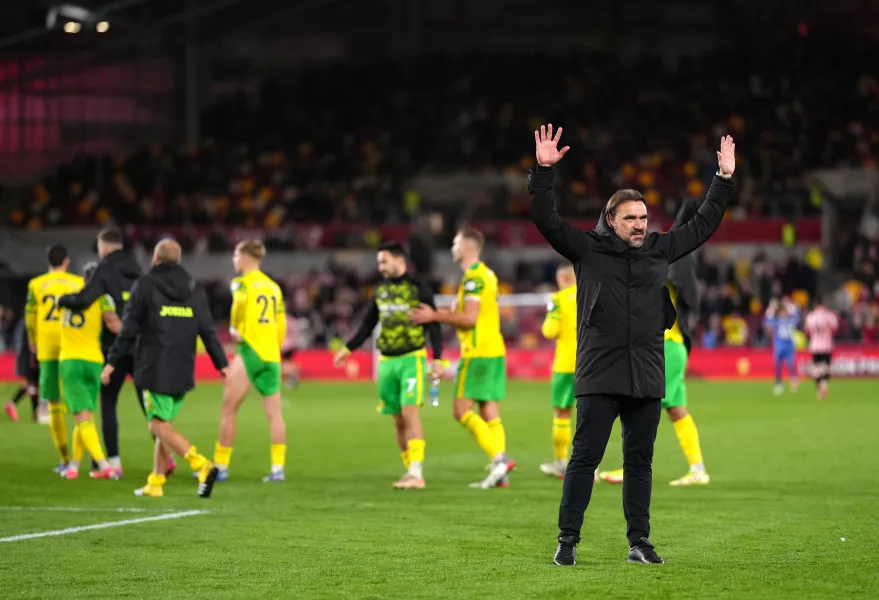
[160,305,193,318]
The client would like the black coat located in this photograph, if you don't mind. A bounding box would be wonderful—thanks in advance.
[528,166,735,398]
[668,198,701,353]
[106,262,228,396]
[57,249,142,355]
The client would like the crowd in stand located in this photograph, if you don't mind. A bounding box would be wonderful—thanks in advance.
[186,248,876,353]
[11,38,879,233]
[2,226,876,354]
[5,37,879,350]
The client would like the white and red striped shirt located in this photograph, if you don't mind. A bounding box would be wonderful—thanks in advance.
[804,307,839,353]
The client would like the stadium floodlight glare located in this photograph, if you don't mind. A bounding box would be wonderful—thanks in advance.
[46,4,97,32]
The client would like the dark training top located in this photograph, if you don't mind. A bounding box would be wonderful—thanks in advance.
[106,262,228,396]
[346,273,443,360]
[528,165,735,398]
[57,249,142,356]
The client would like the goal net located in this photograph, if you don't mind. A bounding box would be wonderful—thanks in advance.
[371,292,554,381]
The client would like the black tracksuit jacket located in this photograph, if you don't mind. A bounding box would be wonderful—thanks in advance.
[57,249,142,356]
[528,166,735,398]
[105,262,228,395]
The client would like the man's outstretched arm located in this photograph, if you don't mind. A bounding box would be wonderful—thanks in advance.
[663,136,737,262]
[58,263,108,309]
[333,298,380,367]
[529,124,590,263]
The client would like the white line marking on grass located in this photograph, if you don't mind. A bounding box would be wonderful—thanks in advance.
[0,509,209,543]
[0,506,159,513]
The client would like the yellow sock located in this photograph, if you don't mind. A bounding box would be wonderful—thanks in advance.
[147,472,167,488]
[78,420,106,463]
[184,446,208,471]
[71,423,84,463]
[214,442,233,468]
[400,450,410,469]
[48,402,69,462]
[459,410,502,459]
[407,439,425,464]
[486,418,506,453]
[270,444,286,469]
[673,414,704,468]
[552,417,572,461]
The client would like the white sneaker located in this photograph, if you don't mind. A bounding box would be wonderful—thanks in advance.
[470,463,496,489]
[773,384,783,396]
[471,457,515,489]
[669,471,710,486]
[539,460,566,478]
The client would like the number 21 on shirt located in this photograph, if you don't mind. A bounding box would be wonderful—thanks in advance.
[256,294,278,324]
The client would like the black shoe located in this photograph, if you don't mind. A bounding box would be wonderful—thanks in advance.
[628,537,664,564]
[197,467,219,498]
[553,535,577,566]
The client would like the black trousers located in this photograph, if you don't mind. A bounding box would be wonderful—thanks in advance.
[99,354,146,459]
[558,393,662,546]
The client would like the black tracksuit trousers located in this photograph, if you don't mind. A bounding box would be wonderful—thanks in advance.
[100,354,146,458]
[558,393,662,546]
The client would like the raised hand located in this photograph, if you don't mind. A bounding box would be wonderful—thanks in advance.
[535,124,571,167]
[717,135,736,176]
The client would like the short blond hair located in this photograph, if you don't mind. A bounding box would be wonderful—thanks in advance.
[236,240,266,261]
[457,227,485,250]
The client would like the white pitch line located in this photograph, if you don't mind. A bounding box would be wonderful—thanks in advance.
[0,509,209,543]
[0,506,156,513]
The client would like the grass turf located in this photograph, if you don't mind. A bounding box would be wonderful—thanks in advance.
[0,379,877,599]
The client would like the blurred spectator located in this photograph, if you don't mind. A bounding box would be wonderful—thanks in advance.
[722,312,750,347]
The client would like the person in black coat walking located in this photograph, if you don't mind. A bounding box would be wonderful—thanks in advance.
[102,239,229,499]
[528,124,736,566]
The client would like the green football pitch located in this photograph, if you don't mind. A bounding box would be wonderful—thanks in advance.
[1,380,877,599]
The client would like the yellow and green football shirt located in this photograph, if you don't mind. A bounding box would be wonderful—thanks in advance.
[542,285,577,374]
[455,262,505,359]
[59,293,115,364]
[230,269,286,363]
[25,271,84,362]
